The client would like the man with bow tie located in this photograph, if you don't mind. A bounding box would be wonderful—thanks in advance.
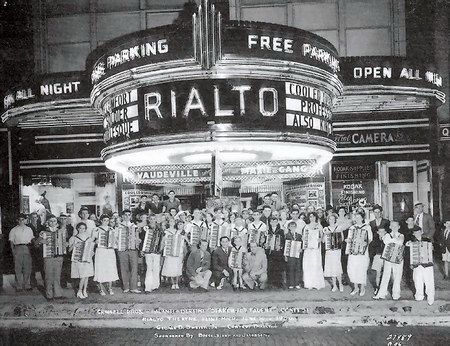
[186,240,212,290]
[211,236,232,290]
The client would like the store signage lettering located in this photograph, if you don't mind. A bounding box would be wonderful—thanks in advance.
[239,164,323,176]
[246,34,340,73]
[40,81,81,96]
[103,89,139,142]
[143,82,279,120]
[2,75,85,112]
[337,181,368,207]
[441,124,450,141]
[335,131,403,145]
[332,162,375,180]
[285,82,332,134]
[136,169,200,179]
[353,66,442,87]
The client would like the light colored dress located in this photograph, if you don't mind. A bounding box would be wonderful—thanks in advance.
[323,225,343,277]
[161,229,184,277]
[93,227,119,283]
[302,223,325,289]
[347,224,373,285]
[69,232,94,278]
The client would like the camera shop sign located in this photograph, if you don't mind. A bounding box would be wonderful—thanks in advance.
[102,79,333,145]
[331,162,375,181]
[334,127,428,147]
[2,72,86,114]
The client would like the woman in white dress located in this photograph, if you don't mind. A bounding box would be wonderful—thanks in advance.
[346,208,373,296]
[69,222,95,299]
[93,215,119,296]
[302,212,325,290]
[323,213,344,292]
[161,218,185,289]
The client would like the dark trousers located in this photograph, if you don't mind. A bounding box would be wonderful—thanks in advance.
[268,251,285,288]
[212,268,232,287]
[286,257,302,287]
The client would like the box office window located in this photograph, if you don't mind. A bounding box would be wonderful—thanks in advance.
[388,166,414,184]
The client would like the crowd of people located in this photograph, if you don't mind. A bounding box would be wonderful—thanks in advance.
[7,190,450,307]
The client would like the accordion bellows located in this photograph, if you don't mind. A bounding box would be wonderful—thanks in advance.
[97,227,118,249]
[142,226,162,253]
[71,238,94,263]
[42,230,67,258]
[324,231,343,251]
[164,232,183,257]
[346,226,369,255]
[382,242,405,264]
[117,225,138,251]
[284,240,302,258]
[410,241,433,267]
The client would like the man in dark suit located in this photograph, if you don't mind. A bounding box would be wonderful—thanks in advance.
[414,202,435,240]
[211,236,232,290]
[368,205,390,261]
[186,240,212,291]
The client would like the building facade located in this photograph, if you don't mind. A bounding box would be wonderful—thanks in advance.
[1,0,448,240]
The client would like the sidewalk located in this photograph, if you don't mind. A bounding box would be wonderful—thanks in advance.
[1,268,450,329]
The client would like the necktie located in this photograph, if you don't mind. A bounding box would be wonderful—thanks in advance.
[415,214,420,226]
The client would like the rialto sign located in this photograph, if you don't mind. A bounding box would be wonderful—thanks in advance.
[102,79,334,145]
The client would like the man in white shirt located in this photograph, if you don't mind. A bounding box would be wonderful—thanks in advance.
[9,214,35,291]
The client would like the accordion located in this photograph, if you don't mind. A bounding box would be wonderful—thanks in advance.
[228,248,244,269]
[247,227,261,245]
[345,226,369,255]
[265,234,281,251]
[302,228,320,250]
[382,242,405,264]
[409,241,433,267]
[284,240,302,258]
[209,224,229,249]
[42,230,67,258]
[163,232,183,257]
[71,238,94,263]
[324,231,343,251]
[97,227,117,249]
[117,225,138,251]
[189,225,202,246]
[141,226,162,254]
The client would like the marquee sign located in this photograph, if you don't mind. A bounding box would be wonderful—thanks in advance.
[88,25,195,85]
[128,159,324,184]
[102,79,334,145]
[222,22,340,74]
[1,72,88,116]
[340,57,444,95]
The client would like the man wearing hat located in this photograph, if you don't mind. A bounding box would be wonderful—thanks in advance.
[9,214,35,291]
[413,202,435,239]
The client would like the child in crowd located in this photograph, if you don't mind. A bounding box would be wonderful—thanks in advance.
[406,228,435,305]
[228,236,246,290]
[69,222,95,299]
[323,214,344,292]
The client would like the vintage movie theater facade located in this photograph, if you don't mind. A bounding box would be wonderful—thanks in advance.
[0,2,446,223]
